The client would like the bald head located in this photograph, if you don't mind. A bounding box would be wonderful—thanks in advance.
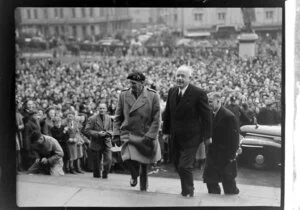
[176,65,193,77]
[176,65,193,89]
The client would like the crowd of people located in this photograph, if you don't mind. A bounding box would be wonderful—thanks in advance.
[15,35,282,175]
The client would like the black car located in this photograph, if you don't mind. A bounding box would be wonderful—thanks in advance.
[239,124,281,170]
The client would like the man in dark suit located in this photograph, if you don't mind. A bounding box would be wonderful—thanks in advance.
[162,65,212,197]
[85,103,113,179]
[203,92,240,195]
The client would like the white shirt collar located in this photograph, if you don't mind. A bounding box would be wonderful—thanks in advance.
[179,84,189,95]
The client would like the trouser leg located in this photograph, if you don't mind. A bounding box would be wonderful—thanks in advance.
[124,160,139,179]
[91,150,100,177]
[222,179,239,194]
[206,183,221,194]
[140,163,148,191]
[177,147,198,195]
[27,161,41,174]
[102,149,112,174]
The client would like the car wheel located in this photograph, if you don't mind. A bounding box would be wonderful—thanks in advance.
[248,150,268,170]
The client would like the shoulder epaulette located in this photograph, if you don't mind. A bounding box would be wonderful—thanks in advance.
[147,88,156,93]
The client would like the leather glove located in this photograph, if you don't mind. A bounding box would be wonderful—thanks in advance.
[143,136,154,150]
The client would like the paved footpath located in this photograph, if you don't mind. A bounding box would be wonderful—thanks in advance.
[17,173,281,207]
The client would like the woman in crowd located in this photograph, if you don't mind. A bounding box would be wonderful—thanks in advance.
[63,110,84,174]
[51,116,68,172]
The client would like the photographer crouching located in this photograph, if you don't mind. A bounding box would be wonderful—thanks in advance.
[27,130,64,176]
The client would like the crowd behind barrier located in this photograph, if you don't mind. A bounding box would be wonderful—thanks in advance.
[15,35,282,174]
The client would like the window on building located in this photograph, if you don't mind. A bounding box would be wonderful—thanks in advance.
[81,8,86,18]
[91,25,95,35]
[100,8,104,17]
[72,8,76,18]
[61,26,65,34]
[174,14,178,22]
[82,25,87,38]
[266,11,274,19]
[27,9,31,19]
[54,8,58,18]
[34,9,38,19]
[72,25,77,37]
[194,13,203,21]
[44,8,48,19]
[90,8,93,17]
[60,8,64,18]
[218,12,226,21]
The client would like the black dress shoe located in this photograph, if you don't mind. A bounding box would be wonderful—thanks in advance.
[225,188,240,195]
[69,169,77,174]
[182,191,194,198]
[102,171,108,179]
[93,173,101,178]
[75,168,84,174]
[130,178,138,187]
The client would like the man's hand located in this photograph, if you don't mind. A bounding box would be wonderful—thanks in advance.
[98,131,107,137]
[40,158,48,165]
[162,134,170,143]
[144,136,154,146]
[112,135,121,146]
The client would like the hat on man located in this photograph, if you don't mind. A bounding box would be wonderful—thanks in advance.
[127,72,146,82]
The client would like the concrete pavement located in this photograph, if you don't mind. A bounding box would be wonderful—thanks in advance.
[16,173,281,207]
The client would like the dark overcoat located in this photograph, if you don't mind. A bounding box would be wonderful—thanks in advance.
[203,106,240,183]
[23,115,41,151]
[85,114,113,151]
[113,87,161,164]
[162,84,212,150]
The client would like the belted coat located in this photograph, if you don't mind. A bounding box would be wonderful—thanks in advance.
[113,87,161,164]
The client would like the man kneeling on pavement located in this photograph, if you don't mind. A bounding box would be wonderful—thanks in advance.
[27,130,64,176]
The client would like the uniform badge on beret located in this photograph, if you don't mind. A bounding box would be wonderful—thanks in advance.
[127,72,146,82]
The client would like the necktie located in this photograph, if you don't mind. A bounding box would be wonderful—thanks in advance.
[176,90,182,104]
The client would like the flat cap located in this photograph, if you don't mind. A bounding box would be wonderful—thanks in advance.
[127,72,145,82]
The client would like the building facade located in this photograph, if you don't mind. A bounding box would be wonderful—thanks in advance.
[16,8,282,39]
[162,8,282,37]
[16,7,131,39]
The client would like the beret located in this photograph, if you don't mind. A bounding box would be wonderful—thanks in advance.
[127,72,145,82]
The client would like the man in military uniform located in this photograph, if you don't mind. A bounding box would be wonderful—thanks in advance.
[113,72,161,191]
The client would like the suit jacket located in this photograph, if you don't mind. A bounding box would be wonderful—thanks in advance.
[85,114,113,151]
[113,87,161,164]
[162,84,211,149]
[203,106,240,183]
